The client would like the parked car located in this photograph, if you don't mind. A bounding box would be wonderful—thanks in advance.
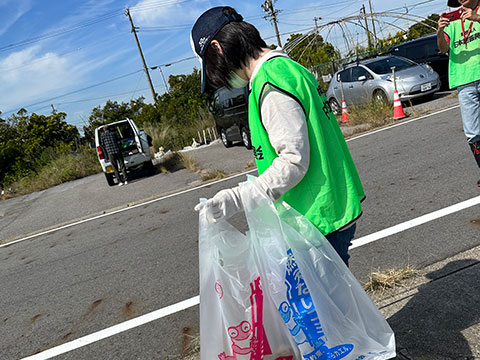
[388,34,449,89]
[95,119,154,186]
[209,86,251,149]
[326,55,441,114]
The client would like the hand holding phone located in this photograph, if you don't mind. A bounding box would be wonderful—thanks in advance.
[441,8,463,21]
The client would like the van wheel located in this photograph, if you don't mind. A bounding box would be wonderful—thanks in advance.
[105,173,115,186]
[329,98,341,115]
[241,127,252,149]
[220,129,232,148]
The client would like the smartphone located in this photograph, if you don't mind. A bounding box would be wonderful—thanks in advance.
[441,9,463,21]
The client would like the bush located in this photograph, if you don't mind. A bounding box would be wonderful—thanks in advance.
[144,107,215,152]
[5,146,101,196]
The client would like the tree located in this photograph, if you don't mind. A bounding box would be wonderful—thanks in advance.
[0,110,80,186]
[407,14,439,39]
[83,97,151,139]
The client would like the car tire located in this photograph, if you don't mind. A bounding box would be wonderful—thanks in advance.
[105,172,115,186]
[373,90,388,104]
[143,160,155,176]
[220,129,233,148]
[241,127,252,149]
[329,98,341,115]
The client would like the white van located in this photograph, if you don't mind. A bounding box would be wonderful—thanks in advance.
[95,119,154,186]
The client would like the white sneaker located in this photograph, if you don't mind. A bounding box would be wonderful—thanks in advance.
[118,182,124,187]
[124,181,128,185]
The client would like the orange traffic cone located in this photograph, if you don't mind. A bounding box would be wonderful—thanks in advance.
[393,89,406,120]
[341,97,349,123]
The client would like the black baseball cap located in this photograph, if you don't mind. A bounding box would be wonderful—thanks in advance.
[447,0,461,7]
[190,6,243,93]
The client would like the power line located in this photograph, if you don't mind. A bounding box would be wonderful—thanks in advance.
[2,69,143,115]
[0,11,123,53]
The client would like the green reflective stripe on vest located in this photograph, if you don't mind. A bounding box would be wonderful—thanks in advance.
[249,56,365,235]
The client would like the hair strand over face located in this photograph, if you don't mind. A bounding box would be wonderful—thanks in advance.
[204,20,267,90]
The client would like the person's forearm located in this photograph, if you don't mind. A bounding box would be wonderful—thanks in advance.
[437,30,449,54]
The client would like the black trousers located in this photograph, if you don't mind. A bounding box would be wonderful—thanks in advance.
[109,152,127,183]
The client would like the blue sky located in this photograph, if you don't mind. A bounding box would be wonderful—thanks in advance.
[0,0,448,132]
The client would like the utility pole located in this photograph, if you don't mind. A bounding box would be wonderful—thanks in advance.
[313,17,320,32]
[125,7,157,102]
[50,104,56,114]
[262,0,282,47]
[361,4,371,49]
[368,0,377,48]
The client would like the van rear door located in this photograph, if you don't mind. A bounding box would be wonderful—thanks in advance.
[127,119,144,154]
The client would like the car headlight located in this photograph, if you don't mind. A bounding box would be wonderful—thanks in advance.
[423,64,434,73]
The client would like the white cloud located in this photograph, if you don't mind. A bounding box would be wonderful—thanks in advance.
[0,46,83,112]
[0,0,33,36]
[130,0,211,26]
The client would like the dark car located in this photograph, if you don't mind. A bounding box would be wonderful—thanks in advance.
[210,86,251,149]
[388,34,449,89]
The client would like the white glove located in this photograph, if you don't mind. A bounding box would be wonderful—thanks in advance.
[194,188,242,222]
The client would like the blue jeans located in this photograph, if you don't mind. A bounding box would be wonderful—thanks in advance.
[325,223,357,267]
[457,80,480,144]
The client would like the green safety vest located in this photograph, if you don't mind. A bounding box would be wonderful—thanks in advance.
[444,8,480,88]
[249,56,365,235]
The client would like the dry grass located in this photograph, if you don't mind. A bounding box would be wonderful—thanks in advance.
[143,110,215,152]
[346,100,394,127]
[200,169,227,181]
[245,160,256,169]
[178,152,201,173]
[363,265,419,295]
[165,334,200,360]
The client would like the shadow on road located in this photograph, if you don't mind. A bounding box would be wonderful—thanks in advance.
[387,259,480,359]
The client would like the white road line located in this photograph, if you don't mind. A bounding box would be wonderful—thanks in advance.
[21,193,480,360]
[350,195,480,249]
[21,296,200,360]
[0,170,257,248]
[1,104,460,249]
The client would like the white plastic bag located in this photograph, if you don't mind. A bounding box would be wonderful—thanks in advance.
[198,178,395,360]
[239,178,396,360]
[198,200,301,359]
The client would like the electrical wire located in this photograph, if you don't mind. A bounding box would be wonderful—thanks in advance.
[3,69,143,115]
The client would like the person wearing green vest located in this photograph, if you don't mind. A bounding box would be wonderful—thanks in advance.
[437,0,480,186]
[191,6,365,266]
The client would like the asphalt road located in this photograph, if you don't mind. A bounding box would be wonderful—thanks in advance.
[1,103,480,359]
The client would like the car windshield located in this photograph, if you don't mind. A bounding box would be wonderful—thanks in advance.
[365,57,416,75]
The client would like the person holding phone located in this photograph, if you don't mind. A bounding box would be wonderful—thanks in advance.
[437,0,480,186]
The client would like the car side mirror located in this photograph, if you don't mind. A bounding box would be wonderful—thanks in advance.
[358,75,367,81]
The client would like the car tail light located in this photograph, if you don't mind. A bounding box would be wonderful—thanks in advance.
[97,146,104,160]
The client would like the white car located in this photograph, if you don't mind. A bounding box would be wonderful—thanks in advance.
[95,119,154,186]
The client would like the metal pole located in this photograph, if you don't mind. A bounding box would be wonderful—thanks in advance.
[391,66,397,91]
[125,7,157,103]
[158,66,169,94]
[368,0,377,47]
[262,0,282,47]
[361,4,371,49]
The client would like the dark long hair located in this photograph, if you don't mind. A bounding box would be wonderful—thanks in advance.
[204,17,267,90]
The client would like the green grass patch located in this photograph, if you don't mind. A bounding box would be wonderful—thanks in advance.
[4,146,101,198]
